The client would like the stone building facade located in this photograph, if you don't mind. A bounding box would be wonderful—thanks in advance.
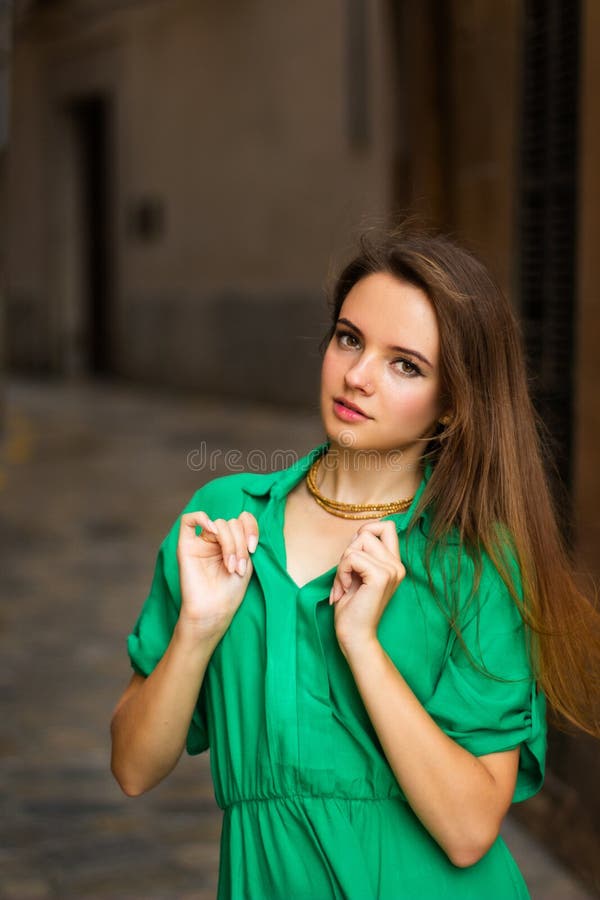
[6,0,402,406]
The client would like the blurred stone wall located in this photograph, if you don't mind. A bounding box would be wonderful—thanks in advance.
[5,0,399,403]
[0,0,13,434]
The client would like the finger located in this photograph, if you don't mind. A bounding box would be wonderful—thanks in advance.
[227,518,250,576]
[210,519,237,574]
[238,510,259,554]
[348,529,395,564]
[337,548,391,593]
[330,533,379,604]
[179,511,219,543]
[329,575,342,605]
[355,521,401,557]
[329,529,361,603]
[343,536,405,593]
[330,573,351,605]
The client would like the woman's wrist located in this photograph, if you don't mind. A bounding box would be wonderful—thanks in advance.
[173,618,221,659]
[337,631,382,666]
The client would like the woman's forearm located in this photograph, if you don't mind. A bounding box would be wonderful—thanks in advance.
[110,624,217,796]
[343,638,511,867]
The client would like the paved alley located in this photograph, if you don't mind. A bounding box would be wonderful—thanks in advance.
[0,376,595,899]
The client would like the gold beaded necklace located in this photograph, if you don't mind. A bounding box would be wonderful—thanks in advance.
[305,456,414,520]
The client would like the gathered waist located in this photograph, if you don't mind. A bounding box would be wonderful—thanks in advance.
[222,792,404,811]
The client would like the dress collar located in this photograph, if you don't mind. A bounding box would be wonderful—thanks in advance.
[241,440,432,535]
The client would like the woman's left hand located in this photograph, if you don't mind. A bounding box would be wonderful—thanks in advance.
[329,522,406,656]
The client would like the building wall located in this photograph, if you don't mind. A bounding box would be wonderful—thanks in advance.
[523,0,600,887]
[396,0,521,295]
[575,0,600,584]
[0,0,14,433]
[7,0,396,403]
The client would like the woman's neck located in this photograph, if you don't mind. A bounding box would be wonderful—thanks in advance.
[316,444,424,506]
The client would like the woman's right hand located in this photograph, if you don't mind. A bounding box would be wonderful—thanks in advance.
[175,510,259,644]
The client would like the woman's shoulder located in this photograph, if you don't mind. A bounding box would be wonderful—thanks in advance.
[156,469,278,557]
[184,469,280,513]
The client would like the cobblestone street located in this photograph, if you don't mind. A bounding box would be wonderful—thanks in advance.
[0,376,595,899]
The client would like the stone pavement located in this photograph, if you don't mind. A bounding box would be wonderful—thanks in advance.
[0,375,596,900]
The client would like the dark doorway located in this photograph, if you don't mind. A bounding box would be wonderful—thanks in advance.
[516,0,581,546]
[68,94,114,376]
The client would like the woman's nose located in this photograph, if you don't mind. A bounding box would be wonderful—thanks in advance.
[344,358,376,393]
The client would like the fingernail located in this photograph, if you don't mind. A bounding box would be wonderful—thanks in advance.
[248,534,258,553]
[237,557,247,576]
[228,554,236,573]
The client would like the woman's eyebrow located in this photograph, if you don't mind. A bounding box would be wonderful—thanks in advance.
[336,317,434,369]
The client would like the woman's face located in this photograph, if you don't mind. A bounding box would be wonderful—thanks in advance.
[320,272,443,457]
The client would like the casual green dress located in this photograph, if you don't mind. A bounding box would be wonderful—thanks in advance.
[127,441,547,899]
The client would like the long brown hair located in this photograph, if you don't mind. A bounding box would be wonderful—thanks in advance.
[322,223,600,738]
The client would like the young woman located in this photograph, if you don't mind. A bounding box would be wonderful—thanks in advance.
[111,225,600,899]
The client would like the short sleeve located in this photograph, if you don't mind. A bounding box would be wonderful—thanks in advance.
[424,548,547,803]
[126,492,209,756]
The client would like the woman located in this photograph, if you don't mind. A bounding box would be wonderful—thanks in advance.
[111,225,600,899]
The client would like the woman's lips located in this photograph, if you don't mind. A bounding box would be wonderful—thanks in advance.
[333,399,370,422]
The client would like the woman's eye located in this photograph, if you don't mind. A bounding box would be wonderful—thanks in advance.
[335,330,421,376]
[335,329,360,348]
[394,358,421,377]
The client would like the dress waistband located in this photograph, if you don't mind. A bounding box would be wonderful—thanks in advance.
[222,793,405,811]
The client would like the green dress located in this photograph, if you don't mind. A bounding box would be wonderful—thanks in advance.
[127,441,546,899]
